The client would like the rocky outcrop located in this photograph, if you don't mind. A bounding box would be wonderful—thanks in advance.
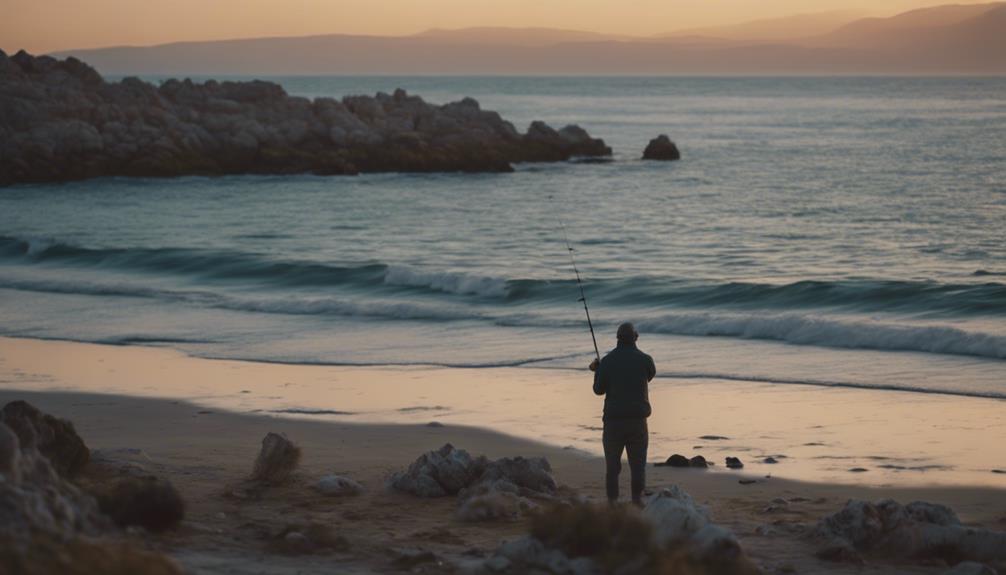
[813,499,1006,567]
[251,432,301,485]
[389,443,487,497]
[1,400,90,477]
[642,134,681,161]
[0,50,612,186]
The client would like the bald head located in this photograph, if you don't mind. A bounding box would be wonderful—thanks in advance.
[616,322,638,344]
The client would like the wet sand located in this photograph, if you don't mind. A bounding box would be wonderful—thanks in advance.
[1,336,1005,573]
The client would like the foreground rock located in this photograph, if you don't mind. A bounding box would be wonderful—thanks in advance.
[642,134,681,161]
[0,421,184,574]
[482,488,759,574]
[391,444,561,522]
[0,50,612,185]
[813,499,1006,567]
[94,476,185,532]
[251,432,301,485]
[1,400,89,476]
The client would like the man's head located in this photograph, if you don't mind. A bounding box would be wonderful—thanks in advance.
[616,322,638,344]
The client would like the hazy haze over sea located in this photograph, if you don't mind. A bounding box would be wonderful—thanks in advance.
[1,76,1004,402]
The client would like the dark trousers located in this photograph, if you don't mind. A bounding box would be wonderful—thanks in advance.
[602,418,648,503]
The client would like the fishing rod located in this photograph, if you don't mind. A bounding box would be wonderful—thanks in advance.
[556,215,601,364]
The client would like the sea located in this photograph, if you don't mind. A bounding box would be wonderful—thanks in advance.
[1,76,1005,404]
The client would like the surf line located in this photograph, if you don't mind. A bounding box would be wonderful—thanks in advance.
[551,195,601,364]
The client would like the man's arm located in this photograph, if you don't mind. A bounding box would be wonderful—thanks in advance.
[592,359,608,395]
[646,354,656,382]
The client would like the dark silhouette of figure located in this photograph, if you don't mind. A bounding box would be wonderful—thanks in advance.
[589,322,655,505]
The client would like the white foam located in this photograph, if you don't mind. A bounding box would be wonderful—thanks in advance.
[635,312,1006,359]
[383,264,507,297]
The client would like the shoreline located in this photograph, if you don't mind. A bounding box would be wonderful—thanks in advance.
[1,335,1004,488]
[2,335,1005,573]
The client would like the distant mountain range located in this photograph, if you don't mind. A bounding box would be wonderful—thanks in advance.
[50,3,1006,75]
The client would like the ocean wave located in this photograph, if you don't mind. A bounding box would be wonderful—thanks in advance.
[3,234,1005,315]
[634,312,1006,359]
[383,264,507,297]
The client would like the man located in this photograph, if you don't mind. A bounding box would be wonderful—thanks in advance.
[589,322,656,506]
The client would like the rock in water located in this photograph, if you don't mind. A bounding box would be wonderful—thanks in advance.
[95,476,185,532]
[642,134,681,161]
[0,400,89,476]
[314,475,363,497]
[0,51,612,185]
[251,432,301,485]
[725,457,744,469]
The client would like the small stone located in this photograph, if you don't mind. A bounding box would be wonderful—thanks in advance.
[689,455,708,468]
[763,457,779,464]
[658,454,690,468]
[739,479,757,485]
[726,457,744,469]
[426,421,444,428]
[95,475,185,532]
[314,474,363,497]
[848,467,868,473]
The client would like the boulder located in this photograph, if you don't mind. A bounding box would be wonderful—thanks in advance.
[642,134,681,161]
[689,455,708,469]
[0,400,89,476]
[250,432,301,485]
[643,487,710,546]
[655,454,690,468]
[94,476,185,532]
[726,457,744,469]
[389,443,486,497]
[314,474,363,497]
[478,456,557,496]
[814,499,1006,565]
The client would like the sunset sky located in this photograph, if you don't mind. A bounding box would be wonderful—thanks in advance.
[1,0,996,54]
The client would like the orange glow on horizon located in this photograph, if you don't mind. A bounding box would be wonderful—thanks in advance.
[1,0,999,54]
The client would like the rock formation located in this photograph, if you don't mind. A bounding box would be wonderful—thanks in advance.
[0,50,612,186]
[813,499,1006,568]
[94,476,185,532]
[250,432,301,485]
[0,400,90,477]
[642,134,681,161]
[484,488,759,574]
[314,474,363,497]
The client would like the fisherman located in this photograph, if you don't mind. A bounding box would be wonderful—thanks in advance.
[589,322,656,507]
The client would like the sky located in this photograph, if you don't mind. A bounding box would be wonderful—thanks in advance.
[0,0,996,54]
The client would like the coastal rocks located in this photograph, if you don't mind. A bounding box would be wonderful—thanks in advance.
[392,445,559,522]
[726,456,744,469]
[643,486,710,546]
[314,474,363,497]
[813,499,1006,566]
[268,523,349,555]
[0,400,89,476]
[251,432,301,485]
[656,454,690,468]
[655,454,708,468]
[0,50,612,185]
[389,443,486,497]
[484,493,757,574]
[642,135,681,161]
[94,476,185,532]
[0,421,108,543]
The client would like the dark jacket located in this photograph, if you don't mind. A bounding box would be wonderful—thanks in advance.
[593,342,656,420]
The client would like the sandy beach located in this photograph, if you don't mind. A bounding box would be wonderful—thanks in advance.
[2,336,1004,573]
